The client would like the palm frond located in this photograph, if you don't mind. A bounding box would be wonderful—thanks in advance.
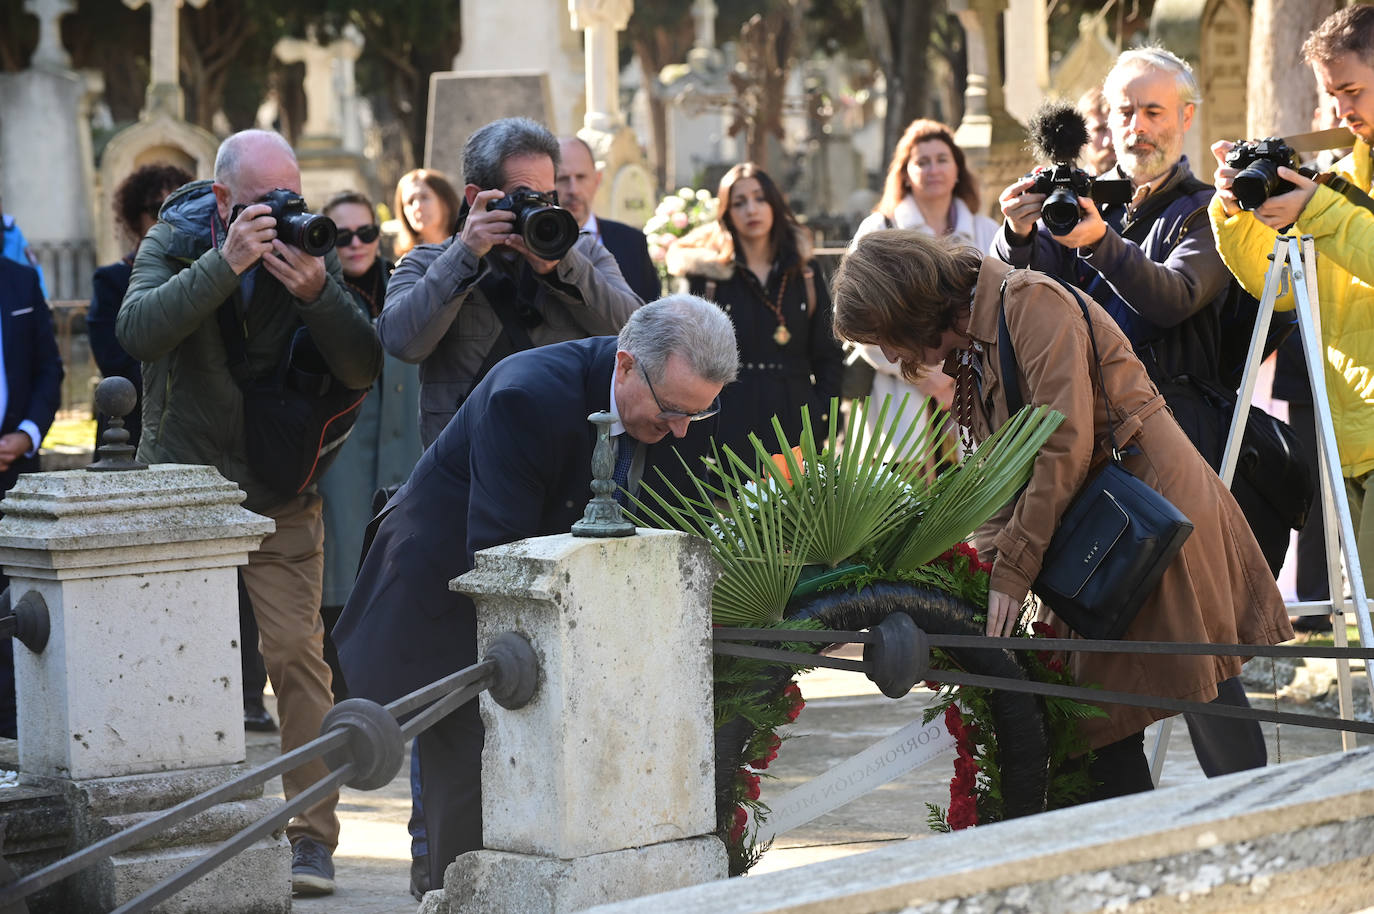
[883,404,1063,571]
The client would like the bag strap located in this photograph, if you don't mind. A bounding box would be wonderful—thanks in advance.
[216,297,256,389]
[997,274,1126,460]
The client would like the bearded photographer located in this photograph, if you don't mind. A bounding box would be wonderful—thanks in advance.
[117,129,382,896]
[993,48,1274,781]
[378,117,643,447]
[1212,4,1374,620]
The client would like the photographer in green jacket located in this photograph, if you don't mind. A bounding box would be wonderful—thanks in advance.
[117,129,382,897]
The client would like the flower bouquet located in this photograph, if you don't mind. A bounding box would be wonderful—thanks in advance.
[643,187,717,285]
[633,395,1100,874]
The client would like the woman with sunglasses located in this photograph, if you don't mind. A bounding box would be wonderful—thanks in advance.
[317,191,422,693]
[666,162,843,459]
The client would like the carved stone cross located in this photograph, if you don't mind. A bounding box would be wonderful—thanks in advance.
[123,0,209,114]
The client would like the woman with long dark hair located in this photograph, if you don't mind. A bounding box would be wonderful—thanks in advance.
[393,168,461,259]
[666,163,843,456]
[831,229,1292,801]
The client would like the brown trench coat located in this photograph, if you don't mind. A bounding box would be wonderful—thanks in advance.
[960,259,1292,749]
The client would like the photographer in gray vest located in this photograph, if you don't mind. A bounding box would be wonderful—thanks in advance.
[378,117,643,447]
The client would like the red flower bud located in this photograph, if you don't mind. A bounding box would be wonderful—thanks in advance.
[728,805,748,843]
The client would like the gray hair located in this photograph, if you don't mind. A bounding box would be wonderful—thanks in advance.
[213,130,296,187]
[462,117,561,189]
[1109,47,1201,108]
[618,294,739,386]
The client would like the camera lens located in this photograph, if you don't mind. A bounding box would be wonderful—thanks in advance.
[279,212,338,257]
[1041,186,1082,236]
[1233,160,1282,211]
[520,206,579,260]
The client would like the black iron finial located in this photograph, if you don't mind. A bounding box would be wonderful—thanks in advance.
[87,377,148,471]
[571,411,635,538]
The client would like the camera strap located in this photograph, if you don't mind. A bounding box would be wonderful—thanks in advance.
[470,268,539,394]
[1313,172,1374,216]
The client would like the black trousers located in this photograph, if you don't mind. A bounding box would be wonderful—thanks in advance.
[417,698,484,888]
[1287,401,1331,602]
[1088,677,1266,801]
[1183,675,1267,776]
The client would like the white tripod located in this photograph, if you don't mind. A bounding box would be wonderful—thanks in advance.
[1151,234,1374,782]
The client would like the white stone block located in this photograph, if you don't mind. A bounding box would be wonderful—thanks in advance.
[458,529,719,860]
[448,838,727,914]
[0,465,273,780]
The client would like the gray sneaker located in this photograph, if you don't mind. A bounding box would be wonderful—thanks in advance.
[291,837,336,896]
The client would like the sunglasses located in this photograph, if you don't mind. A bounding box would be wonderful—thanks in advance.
[639,363,720,422]
[334,224,380,247]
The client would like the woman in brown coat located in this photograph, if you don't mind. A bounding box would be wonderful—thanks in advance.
[831,230,1292,800]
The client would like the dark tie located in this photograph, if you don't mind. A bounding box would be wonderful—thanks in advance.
[612,434,634,504]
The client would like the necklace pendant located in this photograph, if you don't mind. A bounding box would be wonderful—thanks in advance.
[773,324,791,346]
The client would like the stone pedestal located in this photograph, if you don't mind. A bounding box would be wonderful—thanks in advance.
[438,529,727,913]
[0,464,287,913]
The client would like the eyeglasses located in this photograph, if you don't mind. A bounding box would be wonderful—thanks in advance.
[334,224,380,247]
[639,363,720,422]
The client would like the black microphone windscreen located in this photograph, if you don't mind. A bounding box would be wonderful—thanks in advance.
[1027,101,1090,164]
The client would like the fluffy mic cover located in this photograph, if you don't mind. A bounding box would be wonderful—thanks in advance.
[1027,101,1090,164]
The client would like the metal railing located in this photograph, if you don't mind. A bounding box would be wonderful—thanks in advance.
[0,631,538,914]
[713,622,1374,738]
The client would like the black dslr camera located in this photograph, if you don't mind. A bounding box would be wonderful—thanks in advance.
[1225,138,1304,211]
[1028,164,1133,235]
[231,188,337,257]
[1024,101,1132,236]
[486,189,580,261]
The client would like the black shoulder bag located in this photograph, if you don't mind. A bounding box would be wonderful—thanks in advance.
[998,278,1194,640]
[217,300,369,500]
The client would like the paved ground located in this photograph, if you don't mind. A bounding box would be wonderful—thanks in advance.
[242,645,1369,913]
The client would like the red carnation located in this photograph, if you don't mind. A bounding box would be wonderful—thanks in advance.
[947,793,979,830]
[1032,621,1056,639]
[750,733,782,769]
[728,805,748,843]
[782,683,805,721]
[738,768,762,801]
[943,704,965,739]
[954,754,979,782]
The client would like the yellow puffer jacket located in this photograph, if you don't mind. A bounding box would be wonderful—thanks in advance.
[1211,139,1374,478]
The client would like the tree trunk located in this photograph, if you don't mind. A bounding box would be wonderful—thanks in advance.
[633,35,672,192]
[1246,0,1341,138]
[867,0,933,170]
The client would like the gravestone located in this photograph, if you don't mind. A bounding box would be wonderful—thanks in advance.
[95,0,217,265]
[450,0,584,137]
[1048,11,1118,104]
[273,27,373,208]
[0,0,100,299]
[424,72,553,182]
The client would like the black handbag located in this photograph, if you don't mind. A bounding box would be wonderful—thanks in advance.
[218,303,369,500]
[998,278,1194,640]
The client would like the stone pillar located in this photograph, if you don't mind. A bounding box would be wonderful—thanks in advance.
[23,0,75,71]
[950,0,1028,219]
[433,529,726,913]
[0,464,289,913]
[570,0,655,228]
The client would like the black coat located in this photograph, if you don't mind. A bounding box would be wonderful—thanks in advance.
[598,217,661,304]
[88,256,142,447]
[686,259,844,459]
[333,336,716,705]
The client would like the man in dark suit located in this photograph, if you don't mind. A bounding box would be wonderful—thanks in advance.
[334,294,737,889]
[557,136,661,303]
[0,256,64,738]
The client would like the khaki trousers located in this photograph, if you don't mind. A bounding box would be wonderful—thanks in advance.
[241,493,340,849]
[1345,470,1374,605]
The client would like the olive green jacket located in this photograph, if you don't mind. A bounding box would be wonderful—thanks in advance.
[117,179,383,514]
